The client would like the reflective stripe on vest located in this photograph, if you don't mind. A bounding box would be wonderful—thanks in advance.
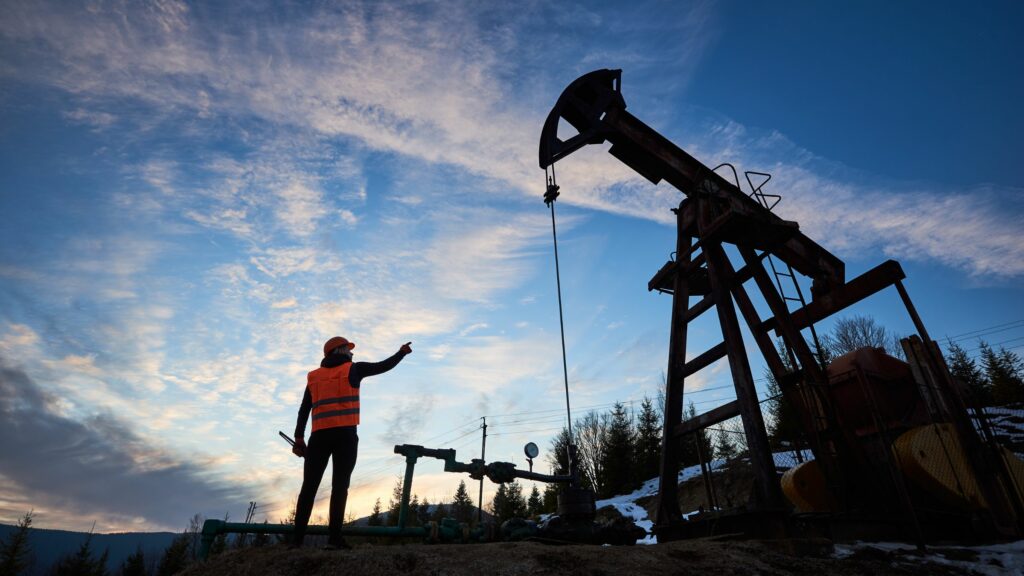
[307,363,360,431]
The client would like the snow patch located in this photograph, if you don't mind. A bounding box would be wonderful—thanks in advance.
[593,452,815,545]
[832,540,1024,575]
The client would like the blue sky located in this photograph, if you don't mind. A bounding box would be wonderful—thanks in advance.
[0,0,1021,532]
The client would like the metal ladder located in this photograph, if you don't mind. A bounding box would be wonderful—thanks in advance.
[734,167,843,504]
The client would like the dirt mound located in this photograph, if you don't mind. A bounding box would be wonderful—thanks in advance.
[181,538,982,576]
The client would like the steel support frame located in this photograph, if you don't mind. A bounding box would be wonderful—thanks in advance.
[702,240,785,510]
[656,201,690,523]
[655,197,789,530]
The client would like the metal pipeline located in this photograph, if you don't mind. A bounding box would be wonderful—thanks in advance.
[198,519,487,559]
[197,443,579,560]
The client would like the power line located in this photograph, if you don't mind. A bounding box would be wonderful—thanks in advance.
[947,318,1024,341]
[684,383,736,395]
[489,426,565,438]
[488,415,567,428]
[950,323,1024,344]
[416,418,484,444]
[483,398,637,419]
[964,334,1024,353]
[488,412,570,425]
[442,426,485,444]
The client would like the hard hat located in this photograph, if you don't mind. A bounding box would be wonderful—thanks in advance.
[323,336,356,357]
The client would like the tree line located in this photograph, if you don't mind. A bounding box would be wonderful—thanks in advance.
[363,476,547,528]
[366,477,479,527]
[0,511,245,576]
[538,396,717,506]
[765,316,1024,448]
[946,341,1024,406]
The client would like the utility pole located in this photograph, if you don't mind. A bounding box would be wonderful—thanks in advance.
[478,417,487,523]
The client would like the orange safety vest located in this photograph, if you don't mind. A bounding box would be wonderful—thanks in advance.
[307,363,360,432]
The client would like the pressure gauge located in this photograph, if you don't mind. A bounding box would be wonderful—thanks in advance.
[524,442,539,459]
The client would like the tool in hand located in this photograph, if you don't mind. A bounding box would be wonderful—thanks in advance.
[279,431,296,447]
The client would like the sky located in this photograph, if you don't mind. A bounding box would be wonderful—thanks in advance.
[0,0,1022,533]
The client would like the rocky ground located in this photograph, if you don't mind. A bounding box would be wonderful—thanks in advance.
[180,537,1012,576]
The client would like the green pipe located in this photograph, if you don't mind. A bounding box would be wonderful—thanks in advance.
[398,452,417,529]
[199,517,488,559]
[197,520,425,557]
[198,444,504,560]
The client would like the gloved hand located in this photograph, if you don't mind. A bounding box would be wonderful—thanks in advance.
[292,437,306,458]
[400,342,412,355]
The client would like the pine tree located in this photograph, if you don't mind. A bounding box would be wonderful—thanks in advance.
[947,342,991,406]
[119,547,146,576]
[451,480,475,524]
[430,502,448,523]
[49,534,105,576]
[0,510,33,576]
[368,498,384,526]
[634,396,661,484]
[489,483,509,524]
[714,427,737,461]
[542,483,559,514]
[156,533,190,576]
[765,339,806,448]
[407,495,420,527]
[599,402,635,498]
[386,475,404,526]
[491,481,527,523]
[417,497,432,526]
[982,342,1024,405]
[95,549,109,576]
[507,481,527,519]
[679,402,713,468]
[765,370,803,447]
[546,427,571,476]
[526,485,543,518]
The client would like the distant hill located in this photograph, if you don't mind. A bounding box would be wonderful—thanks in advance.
[0,506,494,574]
[0,523,177,575]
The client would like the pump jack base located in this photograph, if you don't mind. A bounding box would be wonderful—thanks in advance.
[656,509,926,545]
[655,507,790,543]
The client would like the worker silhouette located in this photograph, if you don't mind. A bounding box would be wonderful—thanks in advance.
[291,336,412,549]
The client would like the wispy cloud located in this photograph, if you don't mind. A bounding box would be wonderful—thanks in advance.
[0,357,250,531]
[379,393,436,446]
[250,246,328,279]
[4,0,1018,281]
[63,107,116,129]
[438,334,556,394]
[424,209,564,303]
[679,119,1024,278]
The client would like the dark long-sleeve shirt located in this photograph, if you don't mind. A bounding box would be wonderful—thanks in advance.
[294,351,407,438]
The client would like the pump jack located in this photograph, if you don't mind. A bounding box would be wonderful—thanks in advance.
[539,69,1024,542]
[199,70,1022,555]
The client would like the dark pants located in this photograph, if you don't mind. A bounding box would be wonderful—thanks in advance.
[293,426,358,545]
